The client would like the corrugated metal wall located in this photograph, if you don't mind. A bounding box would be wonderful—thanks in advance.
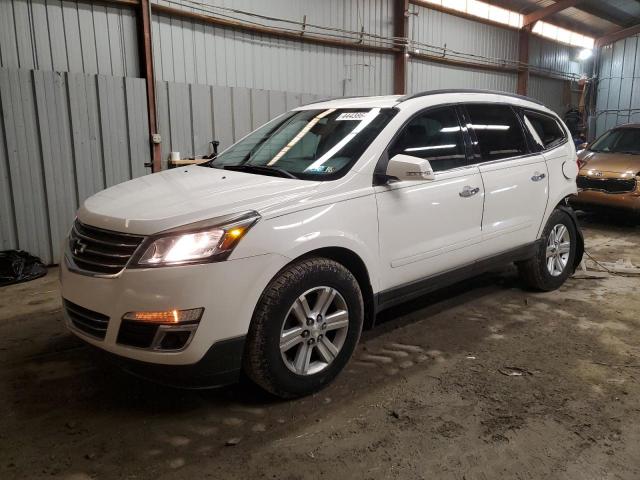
[595,35,640,136]
[152,11,394,95]
[409,3,519,66]
[155,81,324,169]
[152,0,394,38]
[530,36,583,78]
[407,61,517,94]
[0,68,149,263]
[529,76,567,115]
[0,0,140,76]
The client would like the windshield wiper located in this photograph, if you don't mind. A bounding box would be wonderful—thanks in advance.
[223,164,299,179]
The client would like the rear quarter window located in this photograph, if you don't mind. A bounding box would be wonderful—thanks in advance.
[523,110,567,151]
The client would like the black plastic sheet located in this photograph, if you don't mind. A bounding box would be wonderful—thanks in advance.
[0,250,47,287]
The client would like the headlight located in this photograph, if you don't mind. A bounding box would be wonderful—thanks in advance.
[133,211,260,267]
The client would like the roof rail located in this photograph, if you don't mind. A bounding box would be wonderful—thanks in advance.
[400,89,546,107]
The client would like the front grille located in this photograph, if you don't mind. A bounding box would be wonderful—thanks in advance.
[64,300,110,339]
[577,175,637,194]
[68,220,144,275]
[117,320,159,349]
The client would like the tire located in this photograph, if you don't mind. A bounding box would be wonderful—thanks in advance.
[518,209,577,291]
[243,257,364,398]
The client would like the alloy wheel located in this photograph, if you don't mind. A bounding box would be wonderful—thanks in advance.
[279,286,349,375]
[546,224,571,277]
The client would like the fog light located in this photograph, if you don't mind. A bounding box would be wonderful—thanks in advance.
[122,308,204,325]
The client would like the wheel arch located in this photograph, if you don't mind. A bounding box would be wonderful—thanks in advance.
[267,247,376,330]
[554,196,584,272]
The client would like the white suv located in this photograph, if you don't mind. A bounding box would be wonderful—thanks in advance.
[61,90,583,397]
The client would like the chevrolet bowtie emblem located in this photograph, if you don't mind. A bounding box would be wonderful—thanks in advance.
[73,239,87,255]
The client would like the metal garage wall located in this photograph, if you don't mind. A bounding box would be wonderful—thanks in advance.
[529,76,567,115]
[151,14,394,96]
[0,68,149,263]
[530,36,583,78]
[152,0,394,38]
[155,81,324,169]
[409,3,519,67]
[406,2,587,109]
[407,61,517,94]
[0,0,140,76]
[595,35,640,137]
[150,0,395,96]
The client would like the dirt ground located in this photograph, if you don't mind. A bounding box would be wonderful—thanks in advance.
[1,212,639,480]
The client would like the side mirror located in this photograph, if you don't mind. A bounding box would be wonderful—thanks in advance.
[386,154,435,181]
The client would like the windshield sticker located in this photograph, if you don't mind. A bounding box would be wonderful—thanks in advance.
[336,112,369,121]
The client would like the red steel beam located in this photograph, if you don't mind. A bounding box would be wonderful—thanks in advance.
[393,0,409,95]
[138,0,161,172]
[517,25,531,96]
[596,23,640,47]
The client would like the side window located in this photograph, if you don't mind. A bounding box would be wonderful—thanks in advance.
[523,110,566,150]
[465,104,528,162]
[389,107,467,172]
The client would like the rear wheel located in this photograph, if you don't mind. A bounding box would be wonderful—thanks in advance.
[243,258,363,398]
[518,209,577,291]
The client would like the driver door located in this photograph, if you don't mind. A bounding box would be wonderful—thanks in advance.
[374,106,484,294]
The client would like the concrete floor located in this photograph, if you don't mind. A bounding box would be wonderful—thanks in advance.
[1,213,639,480]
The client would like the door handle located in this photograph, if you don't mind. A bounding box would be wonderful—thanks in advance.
[531,172,546,182]
[459,186,480,198]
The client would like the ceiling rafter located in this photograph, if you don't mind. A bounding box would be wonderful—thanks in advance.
[523,0,584,28]
[596,23,640,47]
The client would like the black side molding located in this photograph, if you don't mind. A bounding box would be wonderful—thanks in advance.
[375,241,541,312]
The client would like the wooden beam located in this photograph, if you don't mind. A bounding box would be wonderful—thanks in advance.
[393,0,409,95]
[596,23,640,47]
[151,4,397,55]
[517,26,531,96]
[523,0,584,28]
[138,0,161,172]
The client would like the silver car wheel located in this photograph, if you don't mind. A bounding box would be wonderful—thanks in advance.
[546,224,571,277]
[279,286,349,376]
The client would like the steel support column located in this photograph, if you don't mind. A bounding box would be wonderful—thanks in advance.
[517,25,531,96]
[138,0,161,172]
[393,0,409,95]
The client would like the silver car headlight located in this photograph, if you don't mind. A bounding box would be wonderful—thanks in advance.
[132,211,260,267]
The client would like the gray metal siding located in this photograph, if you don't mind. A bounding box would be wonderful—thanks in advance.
[529,36,584,78]
[407,60,517,95]
[0,68,150,263]
[154,80,323,169]
[529,76,566,115]
[595,35,640,136]
[0,0,140,76]
[152,0,394,39]
[409,3,519,67]
[151,11,394,96]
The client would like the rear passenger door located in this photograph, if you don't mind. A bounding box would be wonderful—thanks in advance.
[462,103,549,255]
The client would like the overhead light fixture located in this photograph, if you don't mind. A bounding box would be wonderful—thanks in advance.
[578,49,593,61]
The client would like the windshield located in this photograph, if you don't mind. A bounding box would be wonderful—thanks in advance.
[590,128,640,154]
[207,108,397,180]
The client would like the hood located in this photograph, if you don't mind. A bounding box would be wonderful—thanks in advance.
[78,166,319,234]
[578,150,640,176]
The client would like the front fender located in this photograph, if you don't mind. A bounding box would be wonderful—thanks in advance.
[233,196,381,293]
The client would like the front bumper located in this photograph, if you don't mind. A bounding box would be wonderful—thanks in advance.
[60,252,289,367]
[89,335,246,388]
[572,185,640,212]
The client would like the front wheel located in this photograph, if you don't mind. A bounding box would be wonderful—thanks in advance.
[518,209,578,291]
[243,258,363,398]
